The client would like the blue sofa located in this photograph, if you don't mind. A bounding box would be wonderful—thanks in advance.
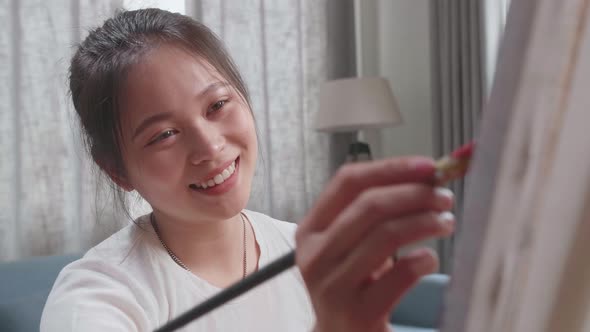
[0,255,448,331]
[390,274,448,332]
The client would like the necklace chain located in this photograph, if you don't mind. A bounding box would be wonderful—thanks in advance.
[150,213,248,280]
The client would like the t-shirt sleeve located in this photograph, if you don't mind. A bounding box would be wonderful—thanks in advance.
[40,260,152,332]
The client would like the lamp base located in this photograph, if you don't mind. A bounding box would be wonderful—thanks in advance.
[346,141,372,162]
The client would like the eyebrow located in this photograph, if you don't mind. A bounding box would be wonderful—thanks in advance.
[131,82,230,141]
[198,81,230,99]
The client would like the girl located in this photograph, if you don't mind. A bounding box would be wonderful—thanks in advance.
[41,8,455,332]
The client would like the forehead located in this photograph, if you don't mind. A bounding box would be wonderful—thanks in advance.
[120,45,224,120]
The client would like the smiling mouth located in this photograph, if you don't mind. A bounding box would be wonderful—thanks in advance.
[188,157,239,191]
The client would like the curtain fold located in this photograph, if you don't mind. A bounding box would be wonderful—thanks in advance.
[430,0,484,273]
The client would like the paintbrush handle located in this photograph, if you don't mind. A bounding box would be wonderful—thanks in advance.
[154,251,296,332]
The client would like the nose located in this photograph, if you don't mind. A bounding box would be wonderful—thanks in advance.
[187,122,225,164]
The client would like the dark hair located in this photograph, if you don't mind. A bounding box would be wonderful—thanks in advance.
[70,8,252,215]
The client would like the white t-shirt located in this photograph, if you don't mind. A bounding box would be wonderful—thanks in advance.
[40,210,315,331]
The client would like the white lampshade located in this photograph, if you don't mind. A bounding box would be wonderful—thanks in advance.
[315,77,403,132]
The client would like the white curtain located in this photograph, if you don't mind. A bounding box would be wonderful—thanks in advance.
[1,0,353,261]
[0,0,126,262]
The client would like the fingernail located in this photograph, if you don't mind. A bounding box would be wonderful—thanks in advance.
[438,211,455,228]
[435,187,454,200]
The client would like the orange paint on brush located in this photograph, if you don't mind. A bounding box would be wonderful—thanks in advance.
[434,142,475,185]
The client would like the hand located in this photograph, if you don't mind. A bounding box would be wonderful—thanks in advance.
[295,157,455,332]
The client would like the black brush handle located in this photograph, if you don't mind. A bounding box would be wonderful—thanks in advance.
[154,250,296,332]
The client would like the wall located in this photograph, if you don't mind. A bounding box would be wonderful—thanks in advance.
[356,0,433,158]
[377,0,433,158]
[358,0,437,256]
[378,0,436,255]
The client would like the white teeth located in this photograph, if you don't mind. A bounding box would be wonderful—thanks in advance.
[194,160,238,189]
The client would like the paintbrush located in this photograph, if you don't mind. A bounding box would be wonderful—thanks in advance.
[153,141,476,332]
[434,141,475,186]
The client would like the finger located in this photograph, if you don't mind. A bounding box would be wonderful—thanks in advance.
[295,184,450,287]
[360,248,439,320]
[320,185,454,261]
[332,211,454,286]
[297,157,436,237]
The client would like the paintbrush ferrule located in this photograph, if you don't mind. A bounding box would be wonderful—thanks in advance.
[433,142,475,186]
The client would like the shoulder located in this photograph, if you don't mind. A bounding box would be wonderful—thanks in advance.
[83,216,150,261]
[243,210,298,250]
[244,209,297,238]
[41,257,155,331]
[41,217,161,331]
[53,215,162,294]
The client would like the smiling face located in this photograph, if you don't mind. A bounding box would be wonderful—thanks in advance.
[114,45,258,224]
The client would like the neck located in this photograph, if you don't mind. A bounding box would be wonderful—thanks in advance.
[151,210,257,287]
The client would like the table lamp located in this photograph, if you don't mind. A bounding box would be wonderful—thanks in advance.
[315,77,403,161]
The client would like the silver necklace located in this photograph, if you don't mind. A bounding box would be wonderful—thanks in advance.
[150,213,248,279]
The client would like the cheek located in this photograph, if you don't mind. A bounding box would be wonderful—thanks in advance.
[239,113,258,183]
[244,115,258,149]
[228,107,258,151]
[125,147,185,190]
[243,115,258,160]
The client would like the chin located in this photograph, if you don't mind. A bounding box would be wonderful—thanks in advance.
[198,188,252,221]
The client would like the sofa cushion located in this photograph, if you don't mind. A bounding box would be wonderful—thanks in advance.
[390,274,449,328]
[0,254,81,332]
[392,324,437,332]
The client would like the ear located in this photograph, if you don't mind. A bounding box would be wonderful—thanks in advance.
[95,157,135,192]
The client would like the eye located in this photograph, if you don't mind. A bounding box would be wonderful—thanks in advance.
[209,99,228,114]
[147,129,178,146]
